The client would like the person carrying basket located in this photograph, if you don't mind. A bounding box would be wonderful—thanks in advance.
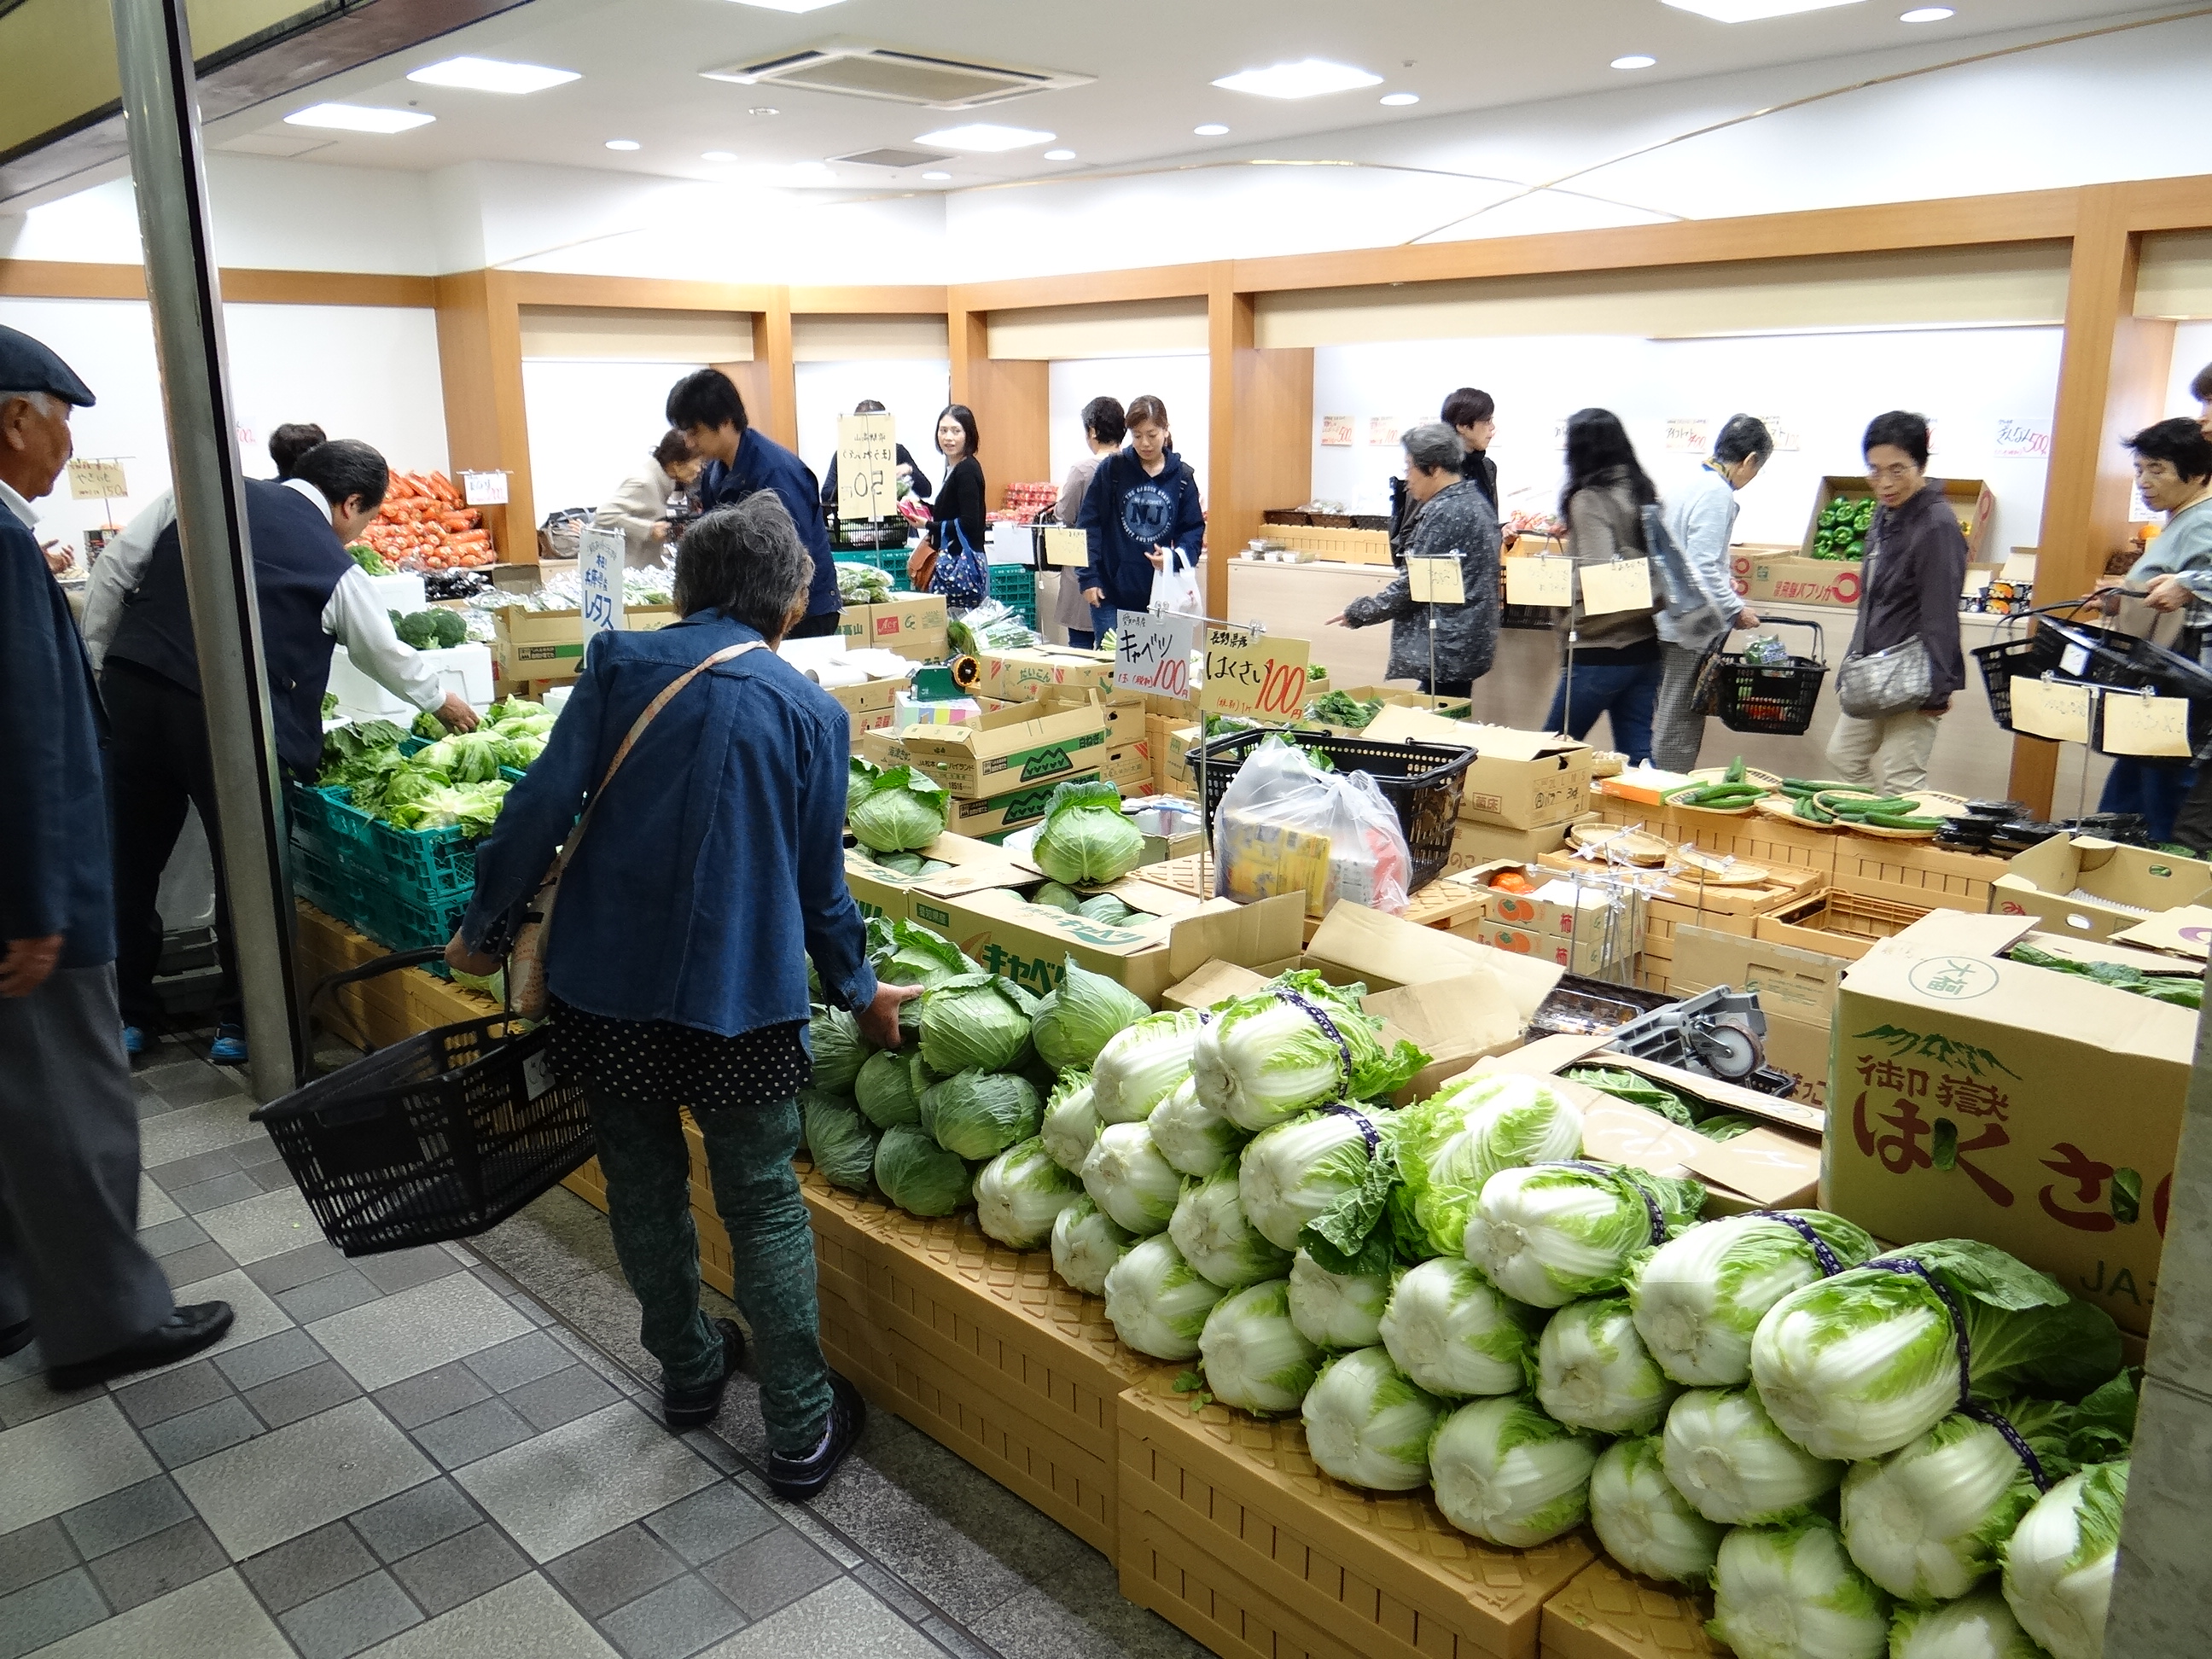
[1650,415,1772,771]
[2110,418,2212,849]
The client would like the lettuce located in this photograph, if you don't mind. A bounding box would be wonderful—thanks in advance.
[1191,971,1427,1132]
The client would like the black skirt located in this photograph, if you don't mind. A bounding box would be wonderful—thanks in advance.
[548,997,812,1112]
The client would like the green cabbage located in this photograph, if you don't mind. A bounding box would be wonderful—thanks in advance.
[918,1070,1041,1161]
[1030,879,1086,913]
[1588,1436,1723,1586]
[1168,1165,1291,1289]
[1191,971,1428,1132]
[1396,1074,1585,1260]
[918,973,1037,1075]
[807,1004,867,1093]
[1629,1210,1879,1387]
[866,917,980,989]
[1148,1076,1243,1179]
[1030,958,1149,1071]
[415,731,504,784]
[1535,1295,1680,1435]
[1091,1009,1201,1126]
[874,1125,970,1216]
[1287,1248,1389,1351]
[1032,778,1144,884]
[1301,1347,1444,1493]
[1377,1257,1544,1400]
[1663,1385,1843,1526]
[802,1093,878,1193]
[1708,1516,1893,1659]
[1079,893,1134,924]
[2000,1461,2126,1659]
[386,779,509,835]
[1464,1162,1703,1309]
[974,1137,1086,1249]
[854,1049,921,1130]
[1051,1196,1133,1295]
[1103,1235,1225,1360]
[1237,1105,1398,1254]
[1079,1121,1181,1235]
[1199,1279,1320,1414]
[847,760,949,853]
[1430,1392,1603,1547]
[1890,1589,2047,1659]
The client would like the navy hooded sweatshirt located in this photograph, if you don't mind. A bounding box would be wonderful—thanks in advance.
[1074,447,1206,614]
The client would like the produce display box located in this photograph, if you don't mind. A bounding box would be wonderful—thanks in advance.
[1831,834,2011,913]
[1363,707,1591,831]
[1117,1370,1594,1659]
[1137,853,1493,940]
[294,901,411,1051]
[1256,524,1394,566]
[1442,817,1584,876]
[854,594,949,661]
[899,696,1110,800]
[973,645,1116,700]
[489,603,677,684]
[949,771,1103,841]
[1328,685,1476,722]
[1539,1557,1719,1659]
[1754,887,1932,960]
[1988,833,2212,942]
[843,832,1034,926]
[1800,474,1995,562]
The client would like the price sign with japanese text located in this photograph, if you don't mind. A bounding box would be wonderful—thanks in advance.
[1580,557,1654,616]
[578,527,625,645]
[1199,625,1310,719]
[2101,693,2191,757]
[1407,556,1464,605]
[836,412,898,521]
[461,469,509,506]
[67,458,126,499]
[1114,609,1197,697]
[2010,677,2090,743]
[1504,555,1573,607]
[1043,526,1088,568]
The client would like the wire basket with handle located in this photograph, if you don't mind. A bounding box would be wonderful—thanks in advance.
[252,950,594,1256]
[1971,602,2193,732]
[1705,618,1828,736]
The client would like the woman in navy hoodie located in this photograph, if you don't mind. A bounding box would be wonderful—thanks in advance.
[1075,394,1205,634]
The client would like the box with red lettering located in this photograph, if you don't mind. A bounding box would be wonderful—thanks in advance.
[1826,911,2197,1338]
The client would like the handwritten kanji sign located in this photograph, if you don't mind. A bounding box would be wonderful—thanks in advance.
[461,469,509,505]
[1504,556,1573,608]
[1406,556,1464,604]
[2100,693,2191,757]
[836,412,898,521]
[1042,527,1088,568]
[2010,678,2091,743]
[1580,558,1654,616]
[67,458,126,499]
[1113,610,1197,697]
[578,527,625,644]
[1199,625,1310,719]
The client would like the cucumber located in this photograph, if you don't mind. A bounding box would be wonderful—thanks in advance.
[1782,777,1853,793]
[1724,757,1748,785]
[1865,812,1947,830]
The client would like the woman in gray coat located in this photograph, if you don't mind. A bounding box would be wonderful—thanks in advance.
[1327,422,1501,696]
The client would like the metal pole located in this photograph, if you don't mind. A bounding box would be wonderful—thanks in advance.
[110,0,304,1098]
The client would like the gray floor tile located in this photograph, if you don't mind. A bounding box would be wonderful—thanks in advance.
[174,1398,434,1561]
[244,1359,362,1429]
[968,1547,1206,1659]
[147,1146,252,1191]
[387,1522,527,1617]
[276,1269,383,1326]
[237,1520,377,1613]
[354,1571,617,1658]
[195,1189,320,1266]
[113,1360,233,1429]
[469,1264,521,1299]
[0,1565,108,1659]
[310,1274,533,1393]
[373,1362,492,1431]
[642,1486,777,1569]
[146,1066,255,1113]
[175,1171,264,1214]
[917,1617,998,1659]
[138,1216,212,1259]
[26,1569,294,1659]
[350,1478,480,1563]
[357,1247,463,1296]
[853,1560,933,1626]
[242,1155,300,1193]
[601,1573,744,1659]
[699,1527,842,1622]
[453,1402,716,1563]
[153,1270,294,1378]
[507,1365,620,1433]
[160,1241,239,1289]
[0,1517,77,1598]
[243,1242,349,1298]
[59,1475,194,1559]
[464,1330,571,1394]
[280,1569,424,1659]
[680,1431,740,1476]
[214,1328,326,1391]
[726,1472,861,1569]
[696,1575,939,1659]
[0,1394,161,1534]
[83,1516,229,1613]
[137,1176,183,1231]
[143,1395,264,1469]
[544,1525,685,1620]
[0,1374,104,1429]
[413,1397,535,1471]
[507,1294,558,1328]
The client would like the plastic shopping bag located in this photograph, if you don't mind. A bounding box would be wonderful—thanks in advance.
[1213,735,1412,919]
[1152,548,1203,616]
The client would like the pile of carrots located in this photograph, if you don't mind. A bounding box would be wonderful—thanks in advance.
[363,471,497,570]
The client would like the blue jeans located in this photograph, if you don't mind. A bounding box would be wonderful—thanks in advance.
[1545,658,1663,764]
[1066,630,1096,649]
[2098,758,2194,845]
[1090,602,1121,638]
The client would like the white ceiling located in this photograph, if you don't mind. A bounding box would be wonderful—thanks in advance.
[203,0,2162,192]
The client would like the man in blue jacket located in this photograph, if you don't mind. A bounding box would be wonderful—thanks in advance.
[0,325,234,1388]
[666,369,841,638]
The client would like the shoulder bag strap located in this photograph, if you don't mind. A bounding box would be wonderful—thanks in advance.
[1846,515,1881,659]
[568,638,765,859]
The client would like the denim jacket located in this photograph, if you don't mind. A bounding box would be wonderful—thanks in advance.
[460,612,876,1037]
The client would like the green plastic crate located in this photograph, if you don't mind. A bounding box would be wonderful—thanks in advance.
[987,564,1038,628]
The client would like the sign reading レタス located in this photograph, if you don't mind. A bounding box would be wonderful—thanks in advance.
[836,412,899,521]
[1114,609,1197,697]
[578,526,626,645]
[1199,624,1310,719]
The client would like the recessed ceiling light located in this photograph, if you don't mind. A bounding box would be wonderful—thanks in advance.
[749,108,779,116]
[1900,5,1954,18]
[1042,148,1075,160]
[1611,54,1657,69]
[725,0,845,11]
[1379,92,1421,107]
[921,171,952,181]
[1662,0,1865,20]
[1212,59,1381,100]
[604,139,641,151]
[701,150,738,162]
[282,103,434,134]
[912,123,1055,152]
[1193,123,1230,137]
[405,56,579,95]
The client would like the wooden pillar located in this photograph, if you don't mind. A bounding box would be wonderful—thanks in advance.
[947,300,1047,509]
[1207,276,1313,622]
[2009,185,2179,810]
[758,292,799,448]
[433,269,532,560]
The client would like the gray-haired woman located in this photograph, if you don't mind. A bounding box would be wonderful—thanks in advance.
[1325,422,1501,697]
[450,494,913,1498]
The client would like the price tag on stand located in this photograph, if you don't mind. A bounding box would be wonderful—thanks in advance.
[1114,609,1198,697]
[2101,693,2192,757]
[578,527,626,646]
[1042,526,1088,567]
[67,458,127,499]
[1580,558,1654,616]
[1504,555,1573,608]
[461,470,509,506]
[1406,556,1465,604]
[836,412,898,521]
[1199,624,1310,720]
[2010,677,2091,744]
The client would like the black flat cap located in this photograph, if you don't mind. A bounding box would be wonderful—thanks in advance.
[0,324,96,407]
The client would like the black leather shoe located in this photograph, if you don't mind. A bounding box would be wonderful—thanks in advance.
[0,1319,31,1360]
[46,1301,234,1390]
[663,1318,745,1429]
[766,1372,864,1500]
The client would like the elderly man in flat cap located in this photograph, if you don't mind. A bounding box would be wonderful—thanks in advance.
[0,324,233,1387]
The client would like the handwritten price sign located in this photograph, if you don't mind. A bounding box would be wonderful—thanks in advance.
[1114,609,1197,697]
[1199,624,1310,719]
[836,412,898,521]
[577,527,626,645]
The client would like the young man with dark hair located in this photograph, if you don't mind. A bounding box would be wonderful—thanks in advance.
[1441,387,1498,509]
[2115,416,2212,848]
[267,422,326,480]
[665,369,840,638]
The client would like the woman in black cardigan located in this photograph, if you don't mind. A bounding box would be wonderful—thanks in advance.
[916,404,987,610]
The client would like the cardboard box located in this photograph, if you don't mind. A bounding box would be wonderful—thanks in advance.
[1828,911,2197,1336]
[2112,904,2212,963]
[1164,725,1200,784]
[975,645,1116,700]
[1988,835,2212,942]
[1364,707,1592,830]
[899,696,1110,800]
[942,772,1099,840]
[1121,795,1205,865]
[1443,816,1583,876]
[1099,741,1152,789]
[1730,552,1866,608]
[1833,833,2011,912]
[1364,975,1532,1102]
[864,593,948,661]
[1755,888,1933,961]
[1800,474,1996,562]
[1672,925,1848,1106]
[1304,902,1565,1011]
[1542,1558,1721,1659]
[842,832,1032,925]
[489,603,675,684]
[853,729,905,768]
[1116,1369,1592,1659]
[1330,684,1475,720]
[824,673,904,741]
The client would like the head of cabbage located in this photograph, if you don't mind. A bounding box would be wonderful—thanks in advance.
[1464,1161,1703,1309]
[974,1137,1086,1250]
[2000,1462,2127,1659]
[1191,971,1428,1133]
[918,973,1038,1075]
[1429,1392,1601,1545]
[1168,1165,1292,1290]
[1377,1256,1544,1400]
[1090,1009,1202,1126]
[1031,779,1144,885]
[1628,1209,1878,1388]
[874,1124,970,1217]
[801,1091,878,1194]
[847,760,948,853]
[1030,958,1149,1072]
[1199,1279,1320,1415]
[1395,1073,1584,1260]
[1588,1436,1723,1586]
[1103,1235,1225,1360]
[807,1004,867,1094]
[1080,1121,1182,1236]
[1535,1295,1680,1435]
[853,1049,921,1130]
[1662,1384,1843,1528]
[1287,1248,1390,1352]
[918,1070,1041,1161]
[1301,1347,1444,1493]
[866,917,980,991]
[1051,1196,1133,1295]
[1148,1076,1243,1180]
[1039,1072,1099,1173]
[1237,1104,1400,1261]
[1708,1516,1894,1659]
[1891,1589,2047,1659]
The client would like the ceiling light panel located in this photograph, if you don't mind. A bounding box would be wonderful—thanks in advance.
[1900,6,1954,18]
[1193,123,1229,137]
[1662,0,1865,20]
[1612,54,1657,67]
[1212,59,1381,99]
[727,0,846,11]
[912,122,1053,152]
[1379,92,1420,106]
[405,56,579,94]
[283,103,434,134]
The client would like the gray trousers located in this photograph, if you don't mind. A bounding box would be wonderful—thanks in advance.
[1651,641,1716,774]
[0,963,174,1365]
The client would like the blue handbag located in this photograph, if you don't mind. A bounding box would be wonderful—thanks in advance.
[932,517,987,609]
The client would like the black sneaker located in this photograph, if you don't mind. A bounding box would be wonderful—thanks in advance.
[766,1372,864,1501]
[663,1318,744,1429]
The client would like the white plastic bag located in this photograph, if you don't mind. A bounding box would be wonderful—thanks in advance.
[1213,735,1412,918]
[1153,549,1204,616]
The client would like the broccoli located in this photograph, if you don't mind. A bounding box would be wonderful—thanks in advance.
[393,608,469,650]
[347,542,389,576]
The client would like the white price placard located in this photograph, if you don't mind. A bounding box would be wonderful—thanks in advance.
[1406,556,1465,604]
[1580,558,1654,616]
[2101,694,2191,757]
[836,412,898,521]
[578,527,626,645]
[1043,526,1088,568]
[461,470,509,506]
[67,458,126,499]
[2010,678,2091,743]
[1114,609,1199,698]
[1504,555,1574,608]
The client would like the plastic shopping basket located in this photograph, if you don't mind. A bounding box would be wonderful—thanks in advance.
[1970,602,2203,733]
[252,950,593,1256]
[1705,618,1829,736]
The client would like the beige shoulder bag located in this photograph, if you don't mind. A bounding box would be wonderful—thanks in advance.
[507,641,765,1019]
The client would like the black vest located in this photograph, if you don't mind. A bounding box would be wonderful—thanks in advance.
[107,479,354,775]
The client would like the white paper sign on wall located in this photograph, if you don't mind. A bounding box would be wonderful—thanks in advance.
[1994,418,2052,460]
[67,459,127,499]
[578,527,626,645]
[462,470,509,506]
[1664,418,1710,454]
[1319,415,1353,447]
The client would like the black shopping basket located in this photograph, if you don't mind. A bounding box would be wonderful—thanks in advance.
[1973,602,2210,733]
[1705,618,1828,736]
[1195,728,1476,894]
[252,950,594,1256]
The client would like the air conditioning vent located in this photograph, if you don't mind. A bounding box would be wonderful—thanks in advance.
[701,42,1091,109]
[830,146,952,170]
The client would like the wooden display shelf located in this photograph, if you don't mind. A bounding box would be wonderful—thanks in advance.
[1540,1558,1720,1659]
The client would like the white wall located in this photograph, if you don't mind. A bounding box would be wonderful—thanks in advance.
[0,294,446,550]
[1046,356,1211,500]
[793,360,951,499]
[521,358,701,518]
[2168,323,2212,413]
[1308,327,2064,551]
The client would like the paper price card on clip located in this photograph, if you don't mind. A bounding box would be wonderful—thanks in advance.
[1200,624,1310,719]
[1043,526,1088,568]
[1504,555,1573,608]
[577,527,626,645]
[1580,558,1654,616]
[1114,609,1197,697]
[67,459,126,499]
[835,412,898,521]
[1406,557,1465,604]
[2102,693,2192,757]
[2011,677,2091,743]
[461,470,508,506]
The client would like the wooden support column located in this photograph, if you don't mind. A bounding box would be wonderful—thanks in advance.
[433,268,531,560]
[947,301,1047,509]
[758,291,798,447]
[2009,185,2178,811]
[1207,276,1313,621]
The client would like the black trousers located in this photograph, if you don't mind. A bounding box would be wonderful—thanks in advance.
[103,661,242,1029]
[786,611,841,640]
[2174,766,2212,855]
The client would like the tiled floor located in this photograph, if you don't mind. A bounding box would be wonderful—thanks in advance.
[0,1032,1208,1659]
